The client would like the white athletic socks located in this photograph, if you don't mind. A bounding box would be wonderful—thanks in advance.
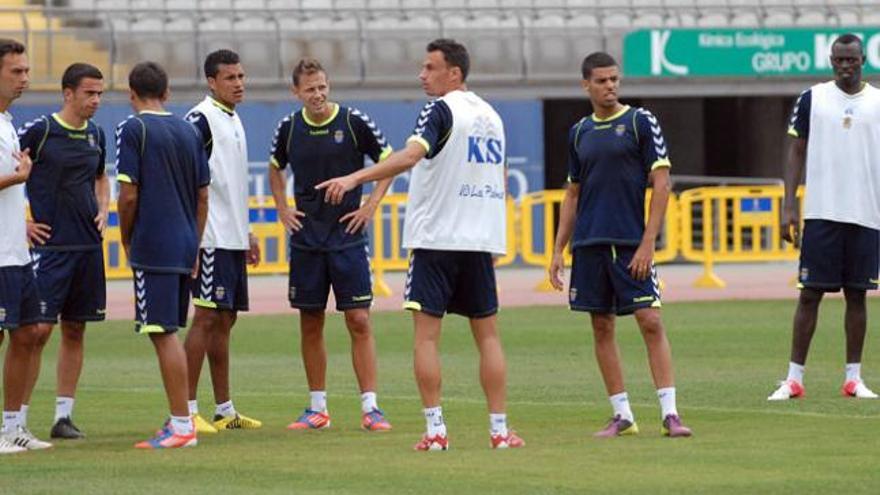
[787,362,805,384]
[19,404,28,428]
[187,400,199,416]
[846,363,862,382]
[657,387,678,418]
[361,392,378,414]
[609,392,634,422]
[1,411,19,434]
[310,391,327,412]
[215,400,237,418]
[489,413,508,437]
[424,406,447,437]
[55,397,74,422]
[170,415,194,435]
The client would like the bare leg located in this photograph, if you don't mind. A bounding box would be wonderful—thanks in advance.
[591,313,625,395]
[790,288,824,365]
[4,325,39,414]
[56,321,86,398]
[633,308,675,389]
[843,288,867,364]
[344,308,377,393]
[21,323,53,406]
[183,307,217,401]
[299,309,326,391]
[149,333,189,417]
[469,314,507,413]
[206,311,236,404]
[412,311,443,407]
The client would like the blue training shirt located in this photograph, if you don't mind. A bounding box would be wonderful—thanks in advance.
[116,111,211,274]
[787,89,812,139]
[269,103,392,251]
[19,114,106,251]
[567,105,671,247]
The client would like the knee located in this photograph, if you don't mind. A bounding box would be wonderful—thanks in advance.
[799,289,823,308]
[636,312,665,339]
[61,325,85,344]
[591,317,615,342]
[844,288,866,306]
[32,326,53,348]
[300,310,325,338]
[345,311,371,338]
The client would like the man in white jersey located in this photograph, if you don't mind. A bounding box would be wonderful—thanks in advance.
[318,38,524,451]
[183,49,262,432]
[769,34,880,400]
[0,38,53,453]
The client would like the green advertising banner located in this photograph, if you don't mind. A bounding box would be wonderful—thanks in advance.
[623,29,880,78]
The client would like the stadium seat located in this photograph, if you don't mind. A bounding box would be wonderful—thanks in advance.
[443,13,523,82]
[279,13,362,84]
[233,17,282,82]
[363,14,439,81]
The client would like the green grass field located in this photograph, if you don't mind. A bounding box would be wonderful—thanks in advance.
[1,299,879,494]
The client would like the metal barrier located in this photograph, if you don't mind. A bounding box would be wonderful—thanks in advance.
[519,188,679,291]
[678,185,804,287]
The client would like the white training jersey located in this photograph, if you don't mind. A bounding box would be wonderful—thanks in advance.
[187,96,250,250]
[0,111,28,267]
[402,90,507,254]
[789,81,880,230]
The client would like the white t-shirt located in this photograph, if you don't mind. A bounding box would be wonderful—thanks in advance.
[402,90,507,254]
[187,96,250,250]
[0,110,28,267]
[790,81,880,229]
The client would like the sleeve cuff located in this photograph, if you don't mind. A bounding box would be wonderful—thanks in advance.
[407,135,431,154]
[650,159,672,170]
[378,146,393,162]
[270,156,283,169]
[787,127,799,138]
[117,173,134,184]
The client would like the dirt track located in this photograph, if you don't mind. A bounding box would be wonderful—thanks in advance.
[104,261,856,321]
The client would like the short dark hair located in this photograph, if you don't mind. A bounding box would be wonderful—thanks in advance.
[204,49,240,79]
[581,52,618,79]
[128,61,168,99]
[292,58,324,86]
[61,63,103,91]
[0,39,25,69]
[833,33,864,54]
[426,38,469,82]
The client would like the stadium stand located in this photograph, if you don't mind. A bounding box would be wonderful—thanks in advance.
[4,0,875,88]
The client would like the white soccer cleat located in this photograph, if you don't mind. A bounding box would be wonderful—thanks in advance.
[7,426,53,450]
[767,379,805,401]
[842,380,879,399]
[0,435,26,454]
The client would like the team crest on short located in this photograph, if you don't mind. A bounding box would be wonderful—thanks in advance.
[614,124,626,136]
[215,286,226,301]
[569,287,577,302]
[289,286,296,300]
[800,267,809,281]
[0,307,5,322]
[334,130,344,144]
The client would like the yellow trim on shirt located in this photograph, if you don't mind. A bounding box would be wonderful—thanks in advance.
[138,324,167,334]
[403,301,422,311]
[269,156,282,169]
[378,146,393,161]
[139,110,172,116]
[591,105,631,123]
[209,95,234,114]
[301,103,339,127]
[193,298,218,309]
[407,135,430,154]
[651,158,672,170]
[117,174,133,183]
[52,113,88,131]
[787,127,799,138]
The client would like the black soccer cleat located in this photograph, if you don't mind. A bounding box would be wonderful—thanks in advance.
[50,417,85,439]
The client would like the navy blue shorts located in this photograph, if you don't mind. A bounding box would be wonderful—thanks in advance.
[32,249,106,323]
[569,244,661,316]
[133,269,191,334]
[403,249,498,319]
[0,263,41,332]
[288,244,372,311]
[192,248,249,312]
[798,219,879,292]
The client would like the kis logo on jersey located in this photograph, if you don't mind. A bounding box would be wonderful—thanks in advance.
[467,135,503,165]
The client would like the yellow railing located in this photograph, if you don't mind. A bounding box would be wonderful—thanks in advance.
[100,186,807,293]
[678,185,804,287]
[519,189,679,291]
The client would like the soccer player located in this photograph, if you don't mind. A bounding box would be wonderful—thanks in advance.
[318,39,525,450]
[17,63,108,440]
[116,62,210,449]
[769,34,880,401]
[183,49,262,434]
[268,58,393,432]
[0,38,52,453]
[548,52,692,438]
